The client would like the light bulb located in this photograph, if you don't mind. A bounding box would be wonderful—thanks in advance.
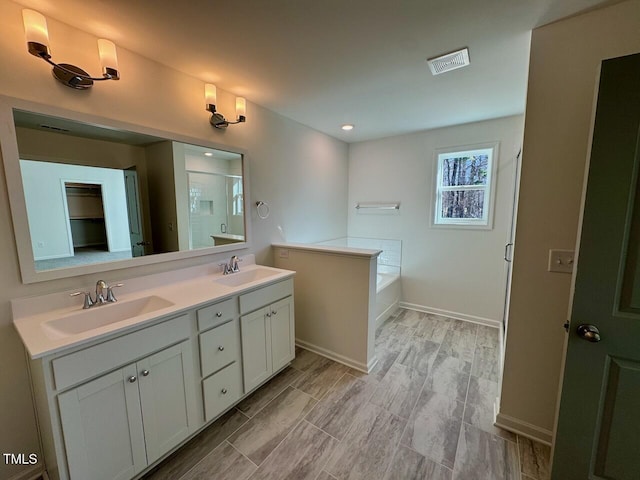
[97,39,119,79]
[205,84,217,111]
[23,9,50,57]
[236,97,246,121]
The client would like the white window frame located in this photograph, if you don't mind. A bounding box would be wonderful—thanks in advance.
[432,142,499,229]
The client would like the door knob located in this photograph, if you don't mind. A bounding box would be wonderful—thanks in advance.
[577,324,601,343]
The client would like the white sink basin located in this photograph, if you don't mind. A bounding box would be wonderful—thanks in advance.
[214,267,280,287]
[43,296,175,338]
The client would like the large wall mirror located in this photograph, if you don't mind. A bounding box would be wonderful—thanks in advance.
[0,97,250,283]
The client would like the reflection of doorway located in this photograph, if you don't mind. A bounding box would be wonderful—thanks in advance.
[65,183,108,254]
[124,168,146,257]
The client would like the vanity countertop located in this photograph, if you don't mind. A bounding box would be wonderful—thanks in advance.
[12,255,295,359]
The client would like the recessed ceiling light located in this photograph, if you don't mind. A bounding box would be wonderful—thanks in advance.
[204,152,213,156]
[341,124,354,131]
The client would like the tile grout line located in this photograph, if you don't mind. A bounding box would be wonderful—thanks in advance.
[237,354,346,476]
[402,442,455,475]
[226,439,259,468]
[302,419,344,480]
[384,310,453,477]
[242,405,311,474]
[150,407,250,480]
[450,321,478,476]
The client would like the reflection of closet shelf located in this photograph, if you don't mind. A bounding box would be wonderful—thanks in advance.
[66,192,104,219]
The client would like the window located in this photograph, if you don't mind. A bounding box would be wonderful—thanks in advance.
[232,177,243,216]
[434,143,498,227]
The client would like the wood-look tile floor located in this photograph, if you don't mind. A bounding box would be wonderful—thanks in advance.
[143,309,551,480]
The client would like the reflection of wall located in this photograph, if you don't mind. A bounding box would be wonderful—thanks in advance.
[20,160,131,259]
[0,4,348,478]
[145,141,179,253]
[15,127,154,254]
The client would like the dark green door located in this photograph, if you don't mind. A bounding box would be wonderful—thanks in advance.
[553,52,640,479]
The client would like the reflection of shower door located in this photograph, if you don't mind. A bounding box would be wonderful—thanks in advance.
[187,172,227,249]
[124,169,145,257]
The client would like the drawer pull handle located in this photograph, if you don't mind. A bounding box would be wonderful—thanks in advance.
[218,345,225,351]
[216,312,223,318]
[141,370,150,377]
[271,310,277,316]
[128,375,137,383]
[221,388,228,395]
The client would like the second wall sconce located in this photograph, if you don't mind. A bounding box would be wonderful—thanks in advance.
[22,9,120,90]
[205,84,246,129]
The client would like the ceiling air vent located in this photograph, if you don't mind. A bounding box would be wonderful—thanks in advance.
[427,48,470,76]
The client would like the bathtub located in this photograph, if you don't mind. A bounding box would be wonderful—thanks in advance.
[376,269,401,327]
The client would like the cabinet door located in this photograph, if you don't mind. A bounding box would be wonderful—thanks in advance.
[137,341,197,464]
[58,365,146,480]
[270,296,295,372]
[240,308,272,392]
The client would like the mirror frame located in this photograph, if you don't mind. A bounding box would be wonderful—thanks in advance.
[0,95,251,284]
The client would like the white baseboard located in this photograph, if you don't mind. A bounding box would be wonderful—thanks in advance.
[494,412,553,446]
[6,465,43,480]
[295,339,374,373]
[399,302,501,329]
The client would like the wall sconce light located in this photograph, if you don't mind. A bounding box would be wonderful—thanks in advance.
[22,9,120,90]
[205,84,246,129]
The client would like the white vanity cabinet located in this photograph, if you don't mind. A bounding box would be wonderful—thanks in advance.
[240,279,295,392]
[30,313,200,480]
[58,340,195,480]
[19,264,296,480]
[197,298,244,422]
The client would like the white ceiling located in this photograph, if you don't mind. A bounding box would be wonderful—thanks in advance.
[15,0,617,142]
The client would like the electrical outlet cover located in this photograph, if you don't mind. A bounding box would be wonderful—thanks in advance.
[548,249,575,273]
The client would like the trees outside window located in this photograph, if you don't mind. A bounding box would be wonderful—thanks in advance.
[434,144,498,227]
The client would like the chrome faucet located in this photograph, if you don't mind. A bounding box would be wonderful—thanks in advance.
[219,255,242,275]
[70,281,124,309]
[95,280,108,304]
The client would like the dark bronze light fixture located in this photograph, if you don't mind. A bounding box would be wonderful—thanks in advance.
[22,9,120,90]
[205,84,247,129]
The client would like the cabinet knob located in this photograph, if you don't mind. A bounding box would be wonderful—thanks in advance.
[141,370,150,377]
[218,345,225,351]
[266,312,271,317]
[216,312,223,318]
[128,375,137,383]
[221,388,228,395]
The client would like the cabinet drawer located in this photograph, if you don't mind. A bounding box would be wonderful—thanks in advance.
[199,319,239,377]
[239,278,293,314]
[202,362,242,422]
[197,297,238,331]
[52,314,189,392]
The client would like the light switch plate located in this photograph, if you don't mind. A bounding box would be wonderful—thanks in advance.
[278,249,289,259]
[548,249,575,273]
